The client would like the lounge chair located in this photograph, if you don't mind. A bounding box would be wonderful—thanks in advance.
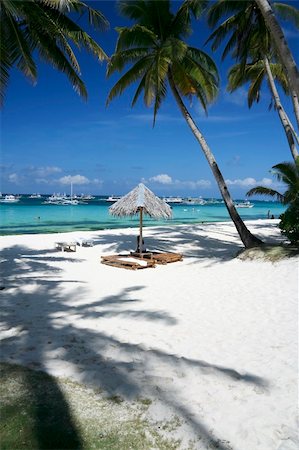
[76,237,94,247]
[131,251,183,264]
[101,254,156,270]
[55,241,77,252]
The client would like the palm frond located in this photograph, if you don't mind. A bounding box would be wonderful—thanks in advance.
[115,25,158,51]
[273,3,299,28]
[246,186,285,202]
[106,47,150,76]
[247,67,265,107]
[106,55,154,105]
[207,0,244,27]
[272,161,299,185]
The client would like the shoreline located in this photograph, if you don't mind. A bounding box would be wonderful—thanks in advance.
[0,217,282,238]
[1,219,297,449]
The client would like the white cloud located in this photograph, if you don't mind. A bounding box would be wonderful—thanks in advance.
[149,174,173,184]
[58,175,90,185]
[28,166,62,177]
[177,179,211,189]
[8,173,21,184]
[225,177,273,188]
[145,174,211,190]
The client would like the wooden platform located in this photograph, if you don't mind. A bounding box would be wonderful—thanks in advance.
[101,255,156,270]
[130,251,183,264]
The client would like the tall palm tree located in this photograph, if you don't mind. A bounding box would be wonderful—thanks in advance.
[0,0,109,106]
[106,0,262,248]
[228,59,299,161]
[255,0,299,99]
[207,0,299,132]
[246,157,299,204]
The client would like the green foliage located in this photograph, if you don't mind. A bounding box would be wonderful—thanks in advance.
[279,199,299,244]
[107,0,219,124]
[247,158,299,204]
[0,0,109,106]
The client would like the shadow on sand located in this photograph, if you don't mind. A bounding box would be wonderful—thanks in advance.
[0,230,273,449]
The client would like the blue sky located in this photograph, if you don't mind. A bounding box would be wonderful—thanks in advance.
[1,0,298,198]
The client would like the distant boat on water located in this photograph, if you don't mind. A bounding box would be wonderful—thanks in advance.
[29,193,42,198]
[106,195,122,202]
[163,196,183,204]
[0,194,20,203]
[235,201,254,208]
[43,183,80,205]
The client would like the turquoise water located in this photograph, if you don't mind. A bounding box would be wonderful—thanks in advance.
[0,196,286,235]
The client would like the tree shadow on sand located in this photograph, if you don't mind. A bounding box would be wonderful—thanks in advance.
[87,221,287,265]
[0,243,271,449]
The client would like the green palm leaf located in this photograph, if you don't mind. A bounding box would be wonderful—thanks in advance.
[246,186,285,203]
[1,0,108,106]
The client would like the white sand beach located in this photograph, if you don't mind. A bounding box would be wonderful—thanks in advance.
[0,220,298,449]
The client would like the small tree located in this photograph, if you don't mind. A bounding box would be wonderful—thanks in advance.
[246,158,299,244]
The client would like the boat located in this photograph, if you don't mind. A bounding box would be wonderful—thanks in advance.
[235,200,254,208]
[43,183,81,205]
[182,197,207,205]
[0,194,20,203]
[106,195,122,202]
[29,193,42,198]
[162,196,183,204]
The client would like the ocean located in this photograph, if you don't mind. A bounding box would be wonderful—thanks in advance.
[0,195,286,235]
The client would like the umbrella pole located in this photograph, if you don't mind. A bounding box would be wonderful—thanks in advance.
[139,207,143,255]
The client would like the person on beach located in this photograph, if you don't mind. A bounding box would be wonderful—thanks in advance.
[267,210,271,219]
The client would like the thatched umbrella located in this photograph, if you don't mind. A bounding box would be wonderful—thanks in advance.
[109,183,172,254]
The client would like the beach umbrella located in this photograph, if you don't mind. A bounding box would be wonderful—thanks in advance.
[109,183,172,254]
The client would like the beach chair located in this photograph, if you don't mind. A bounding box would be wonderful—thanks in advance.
[131,251,183,265]
[55,241,77,252]
[76,237,94,247]
[101,255,156,270]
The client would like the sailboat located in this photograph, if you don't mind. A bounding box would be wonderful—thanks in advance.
[62,182,79,205]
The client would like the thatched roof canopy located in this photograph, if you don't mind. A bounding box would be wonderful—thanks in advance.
[109,183,172,219]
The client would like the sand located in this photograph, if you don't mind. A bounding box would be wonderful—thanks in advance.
[0,220,298,449]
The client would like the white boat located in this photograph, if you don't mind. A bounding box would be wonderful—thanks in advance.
[162,196,183,204]
[29,193,42,198]
[0,194,20,203]
[235,201,254,208]
[182,197,207,205]
[106,195,122,202]
[43,193,67,204]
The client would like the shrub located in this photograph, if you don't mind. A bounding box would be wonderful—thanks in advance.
[279,199,299,244]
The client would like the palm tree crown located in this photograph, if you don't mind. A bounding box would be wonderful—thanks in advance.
[107,0,219,123]
[0,0,109,106]
[246,158,299,204]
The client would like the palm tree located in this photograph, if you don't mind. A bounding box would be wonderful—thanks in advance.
[106,0,262,248]
[228,59,299,161]
[255,0,299,99]
[207,0,299,148]
[246,158,299,204]
[0,0,109,106]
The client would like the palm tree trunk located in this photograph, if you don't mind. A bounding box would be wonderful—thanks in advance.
[264,57,299,161]
[290,90,299,130]
[255,0,299,98]
[285,111,299,146]
[168,71,263,248]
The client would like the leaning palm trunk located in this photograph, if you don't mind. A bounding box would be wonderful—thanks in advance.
[285,111,299,146]
[290,90,299,131]
[168,71,263,248]
[264,57,299,161]
[255,0,299,99]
